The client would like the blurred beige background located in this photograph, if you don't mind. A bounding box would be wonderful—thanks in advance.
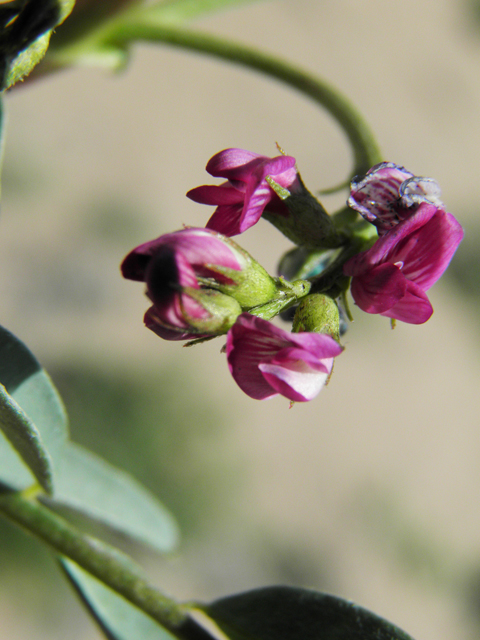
[1,1,480,639]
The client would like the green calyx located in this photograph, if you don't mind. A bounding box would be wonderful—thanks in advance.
[263,175,346,249]
[197,240,279,310]
[201,262,278,310]
[292,293,340,341]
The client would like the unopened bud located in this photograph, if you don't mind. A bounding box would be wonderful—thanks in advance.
[292,293,340,341]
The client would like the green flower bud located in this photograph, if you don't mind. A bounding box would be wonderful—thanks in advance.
[292,293,341,341]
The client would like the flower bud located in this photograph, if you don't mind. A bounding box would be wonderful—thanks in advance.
[121,227,278,340]
[292,294,340,341]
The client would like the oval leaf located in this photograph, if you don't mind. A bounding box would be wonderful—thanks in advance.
[201,586,416,640]
[0,325,68,492]
[60,558,176,640]
[47,443,179,553]
[0,384,53,493]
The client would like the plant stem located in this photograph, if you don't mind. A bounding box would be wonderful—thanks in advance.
[50,10,382,180]
[109,21,382,178]
[0,490,213,640]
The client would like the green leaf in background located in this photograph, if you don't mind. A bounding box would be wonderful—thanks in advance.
[60,557,176,640]
[1,0,75,89]
[47,443,179,553]
[0,325,68,492]
[41,0,260,73]
[43,0,138,72]
[141,0,260,25]
[201,586,416,640]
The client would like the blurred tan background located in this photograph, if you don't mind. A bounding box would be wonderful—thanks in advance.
[1,0,480,639]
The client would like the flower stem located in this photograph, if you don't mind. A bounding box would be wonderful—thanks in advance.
[107,21,382,179]
[0,489,212,640]
[50,8,382,181]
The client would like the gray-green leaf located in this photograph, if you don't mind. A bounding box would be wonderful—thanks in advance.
[0,325,68,492]
[48,443,179,553]
[60,558,176,640]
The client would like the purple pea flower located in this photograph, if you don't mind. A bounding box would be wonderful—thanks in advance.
[349,162,444,236]
[187,148,299,236]
[121,228,246,340]
[343,202,464,324]
[226,313,343,402]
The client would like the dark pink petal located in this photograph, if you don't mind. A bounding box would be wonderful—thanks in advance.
[379,281,433,324]
[344,204,439,276]
[123,227,250,341]
[344,163,463,325]
[285,332,344,360]
[240,179,276,231]
[227,312,288,344]
[190,149,298,236]
[349,263,407,314]
[121,243,159,281]
[166,229,243,274]
[392,209,464,290]
[257,155,297,181]
[205,204,248,236]
[226,332,280,400]
[122,228,242,281]
[186,183,244,205]
[206,149,263,178]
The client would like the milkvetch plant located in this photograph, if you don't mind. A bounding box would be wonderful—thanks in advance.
[0,1,464,640]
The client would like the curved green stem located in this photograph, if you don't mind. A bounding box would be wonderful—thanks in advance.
[109,21,381,179]
[49,9,382,181]
[0,490,213,640]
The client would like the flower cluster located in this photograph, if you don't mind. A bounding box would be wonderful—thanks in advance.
[122,151,463,401]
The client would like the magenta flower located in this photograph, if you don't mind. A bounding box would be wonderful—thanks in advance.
[121,228,245,340]
[187,148,299,236]
[349,162,444,236]
[226,313,343,402]
[343,203,464,324]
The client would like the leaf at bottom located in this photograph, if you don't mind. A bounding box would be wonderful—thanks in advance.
[60,558,176,640]
[201,586,416,640]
